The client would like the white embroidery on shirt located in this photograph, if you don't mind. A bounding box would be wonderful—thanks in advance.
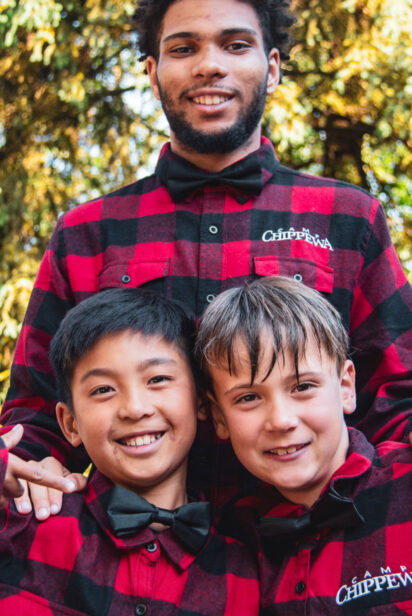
[261,227,334,251]
[336,566,412,605]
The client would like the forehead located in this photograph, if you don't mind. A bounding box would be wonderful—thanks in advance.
[159,0,263,42]
[210,330,334,378]
[73,330,189,374]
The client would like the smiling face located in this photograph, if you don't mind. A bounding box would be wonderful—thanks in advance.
[209,334,356,508]
[56,330,198,508]
[146,0,279,168]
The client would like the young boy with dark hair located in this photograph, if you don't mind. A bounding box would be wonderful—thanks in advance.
[196,276,412,615]
[0,288,259,615]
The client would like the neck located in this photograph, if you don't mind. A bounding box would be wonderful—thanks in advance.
[126,474,188,511]
[170,130,262,172]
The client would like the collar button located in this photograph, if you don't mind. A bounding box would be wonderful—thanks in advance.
[295,580,306,594]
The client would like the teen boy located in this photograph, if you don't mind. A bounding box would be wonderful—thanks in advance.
[196,276,412,614]
[0,288,259,615]
[2,0,412,519]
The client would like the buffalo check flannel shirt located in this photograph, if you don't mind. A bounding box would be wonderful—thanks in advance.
[1,137,412,501]
[219,428,412,615]
[0,432,259,616]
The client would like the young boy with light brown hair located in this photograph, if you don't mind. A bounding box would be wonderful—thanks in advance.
[196,276,412,615]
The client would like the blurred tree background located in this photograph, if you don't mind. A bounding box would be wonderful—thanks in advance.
[0,0,411,401]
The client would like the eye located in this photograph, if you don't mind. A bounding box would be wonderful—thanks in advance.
[148,375,172,385]
[91,385,114,396]
[292,382,315,394]
[227,41,251,52]
[169,45,193,55]
[235,392,259,404]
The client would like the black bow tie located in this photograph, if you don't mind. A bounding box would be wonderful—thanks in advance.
[157,152,264,202]
[106,486,211,553]
[258,488,365,539]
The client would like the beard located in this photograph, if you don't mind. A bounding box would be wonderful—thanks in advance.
[157,78,268,155]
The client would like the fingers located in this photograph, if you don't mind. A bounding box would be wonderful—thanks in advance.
[1,424,24,450]
[69,472,88,492]
[14,480,32,514]
[28,482,59,520]
[9,456,78,519]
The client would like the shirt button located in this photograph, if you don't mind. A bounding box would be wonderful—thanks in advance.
[206,294,216,303]
[295,581,306,594]
[135,604,147,615]
[208,225,219,235]
[121,274,131,284]
[146,542,157,553]
[293,273,303,283]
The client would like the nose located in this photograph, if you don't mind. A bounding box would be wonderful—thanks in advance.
[192,44,229,80]
[117,388,154,421]
[264,399,299,432]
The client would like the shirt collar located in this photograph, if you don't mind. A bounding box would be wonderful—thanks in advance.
[255,428,375,519]
[85,470,199,571]
[155,136,278,202]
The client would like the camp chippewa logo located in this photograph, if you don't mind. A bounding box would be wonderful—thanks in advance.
[336,566,412,606]
[262,227,334,251]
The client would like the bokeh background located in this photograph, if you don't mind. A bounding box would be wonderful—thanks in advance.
[0,0,411,401]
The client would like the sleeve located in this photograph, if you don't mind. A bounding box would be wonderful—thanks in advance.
[0,216,89,471]
[347,199,412,444]
[0,434,9,494]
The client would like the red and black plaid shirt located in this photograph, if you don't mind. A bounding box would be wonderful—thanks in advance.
[2,138,412,495]
[0,434,259,616]
[219,429,412,615]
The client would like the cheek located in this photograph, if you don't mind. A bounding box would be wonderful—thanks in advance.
[225,415,256,448]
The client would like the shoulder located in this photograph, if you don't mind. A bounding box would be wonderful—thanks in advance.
[271,164,380,217]
[0,491,87,543]
[352,440,412,514]
[374,440,412,469]
[59,173,157,228]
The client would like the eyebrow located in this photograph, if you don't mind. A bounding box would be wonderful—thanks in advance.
[162,27,259,45]
[222,370,322,396]
[79,357,178,383]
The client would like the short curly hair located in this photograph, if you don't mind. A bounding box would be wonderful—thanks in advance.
[132,0,295,62]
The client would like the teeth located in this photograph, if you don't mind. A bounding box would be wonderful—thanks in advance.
[192,95,229,105]
[269,445,302,456]
[120,433,162,447]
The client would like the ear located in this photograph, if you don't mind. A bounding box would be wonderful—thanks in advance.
[146,56,160,101]
[207,395,230,440]
[266,47,280,94]
[56,402,83,447]
[197,395,209,422]
[340,360,356,416]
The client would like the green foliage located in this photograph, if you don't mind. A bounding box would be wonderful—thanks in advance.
[265,0,412,270]
[1,0,411,401]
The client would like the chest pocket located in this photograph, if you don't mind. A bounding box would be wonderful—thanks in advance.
[254,256,334,294]
[98,259,170,292]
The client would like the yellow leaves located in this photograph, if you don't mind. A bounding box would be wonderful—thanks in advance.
[321,90,348,115]
[3,0,63,47]
[0,279,33,337]
[306,18,320,47]
[0,276,34,401]
[0,56,12,76]
[58,73,86,103]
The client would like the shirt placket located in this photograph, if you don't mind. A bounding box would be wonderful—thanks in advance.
[133,540,162,616]
[196,188,225,315]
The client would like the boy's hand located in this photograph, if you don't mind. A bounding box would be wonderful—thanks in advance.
[1,425,87,517]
